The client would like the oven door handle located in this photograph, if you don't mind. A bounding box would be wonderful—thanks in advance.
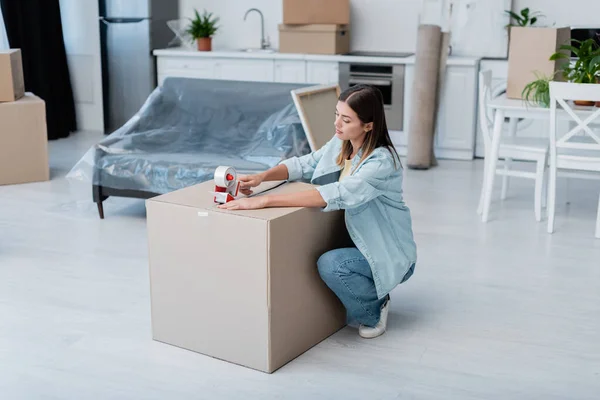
[348,78,392,86]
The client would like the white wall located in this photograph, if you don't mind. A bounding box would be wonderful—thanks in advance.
[180,0,600,54]
[179,0,281,51]
[513,0,600,27]
[59,0,104,132]
[178,0,423,52]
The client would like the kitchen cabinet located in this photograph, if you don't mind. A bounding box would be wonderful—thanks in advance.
[306,61,339,84]
[399,63,478,160]
[154,49,480,160]
[274,60,307,83]
[217,59,274,82]
[157,57,217,85]
[157,57,274,84]
[435,66,478,153]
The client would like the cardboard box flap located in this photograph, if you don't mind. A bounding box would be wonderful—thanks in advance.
[147,180,318,220]
[278,24,348,33]
[0,93,44,108]
[0,49,25,102]
[0,49,20,56]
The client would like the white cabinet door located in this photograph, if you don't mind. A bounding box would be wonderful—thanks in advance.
[306,61,339,84]
[216,59,274,82]
[434,65,477,155]
[157,57,217,85]
[394,64,415,148]
[274,60,306,83]
[401,63,477,160]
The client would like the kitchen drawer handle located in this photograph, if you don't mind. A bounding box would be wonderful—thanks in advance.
[349,79,391,86]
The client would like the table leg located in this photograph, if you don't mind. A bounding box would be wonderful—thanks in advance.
[501,117,518,200]
[508,117,518,136]
[482,110,505,222]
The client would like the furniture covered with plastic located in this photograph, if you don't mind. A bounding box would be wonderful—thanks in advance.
[69,77,313,218]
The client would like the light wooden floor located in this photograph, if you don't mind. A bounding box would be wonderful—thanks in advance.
[1,131,599,399]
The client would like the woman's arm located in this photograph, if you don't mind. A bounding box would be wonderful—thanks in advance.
[217,189,326,210]
[239,164,289,195]
[264,189,326,208]
[259,164,289,182]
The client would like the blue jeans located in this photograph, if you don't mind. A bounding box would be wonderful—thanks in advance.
[317,247,386,327]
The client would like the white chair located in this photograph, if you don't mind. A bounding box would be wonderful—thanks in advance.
[547,81,600,237]
[477,70,549,221]
[596,193,600,238]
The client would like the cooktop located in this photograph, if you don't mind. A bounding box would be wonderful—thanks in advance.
[345,51,414,58]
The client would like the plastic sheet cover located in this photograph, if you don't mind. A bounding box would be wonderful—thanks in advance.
[68,77,312,195]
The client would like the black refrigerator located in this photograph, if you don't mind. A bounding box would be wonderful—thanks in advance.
[99,0,178,133]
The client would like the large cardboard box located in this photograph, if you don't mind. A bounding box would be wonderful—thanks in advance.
[146,180,349,373]
[0,94,49,185]
[283,0,350,25]
[0,49,25,102]
[279,24,350,55]
[506,27,571,99]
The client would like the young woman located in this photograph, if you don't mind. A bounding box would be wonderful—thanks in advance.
[218,84,417,339]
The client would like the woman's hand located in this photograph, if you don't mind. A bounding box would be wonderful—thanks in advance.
[217,196,269,210]
[238,173,264,195]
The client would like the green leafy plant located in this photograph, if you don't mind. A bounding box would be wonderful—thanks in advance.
[521,71,555,107]
[186,9,219,39]
[505,7,543,27]
[550,38,600,83]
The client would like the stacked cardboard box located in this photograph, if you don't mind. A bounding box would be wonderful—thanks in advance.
[146,180,349,373]
[0,49,49,185]
[279,0,350,55]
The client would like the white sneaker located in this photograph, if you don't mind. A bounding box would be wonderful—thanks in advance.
[359,296,390,339]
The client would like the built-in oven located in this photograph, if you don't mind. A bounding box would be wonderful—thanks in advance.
[338,62,405,131]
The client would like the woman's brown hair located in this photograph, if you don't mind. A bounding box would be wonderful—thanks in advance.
[336,84,401,170]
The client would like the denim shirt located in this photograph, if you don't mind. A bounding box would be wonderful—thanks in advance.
[280,137,417,299]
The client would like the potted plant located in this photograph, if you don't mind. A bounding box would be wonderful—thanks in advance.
[186,9,219,51]
[505,7,543,28]
[521,71,555,108]
[550,38,600,106]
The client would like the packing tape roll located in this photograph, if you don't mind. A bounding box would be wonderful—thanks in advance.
[214,166,237,188]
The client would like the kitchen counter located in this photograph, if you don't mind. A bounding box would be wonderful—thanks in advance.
[154,46,481,161]
[153,47,480,66]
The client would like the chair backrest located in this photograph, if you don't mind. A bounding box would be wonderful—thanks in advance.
[549,81,600,153]
[478,70,494,151]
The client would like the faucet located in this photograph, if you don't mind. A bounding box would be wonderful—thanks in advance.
[244,8,270,50]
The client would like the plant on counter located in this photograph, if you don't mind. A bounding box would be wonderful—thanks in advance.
[521,38,600,108]
[521,71,555,108]
[550,38,600,83]
[505,7,544,27]
[186,9,220,52]
[550,38,600,105]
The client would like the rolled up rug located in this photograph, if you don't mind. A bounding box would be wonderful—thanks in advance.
[430,31,451,167]
[407,24,443,169]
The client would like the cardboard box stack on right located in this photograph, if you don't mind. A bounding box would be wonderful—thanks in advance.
[279,0,350,54]
[0,49,49,186]
[146,180,350,373]
[506,27,571,99]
